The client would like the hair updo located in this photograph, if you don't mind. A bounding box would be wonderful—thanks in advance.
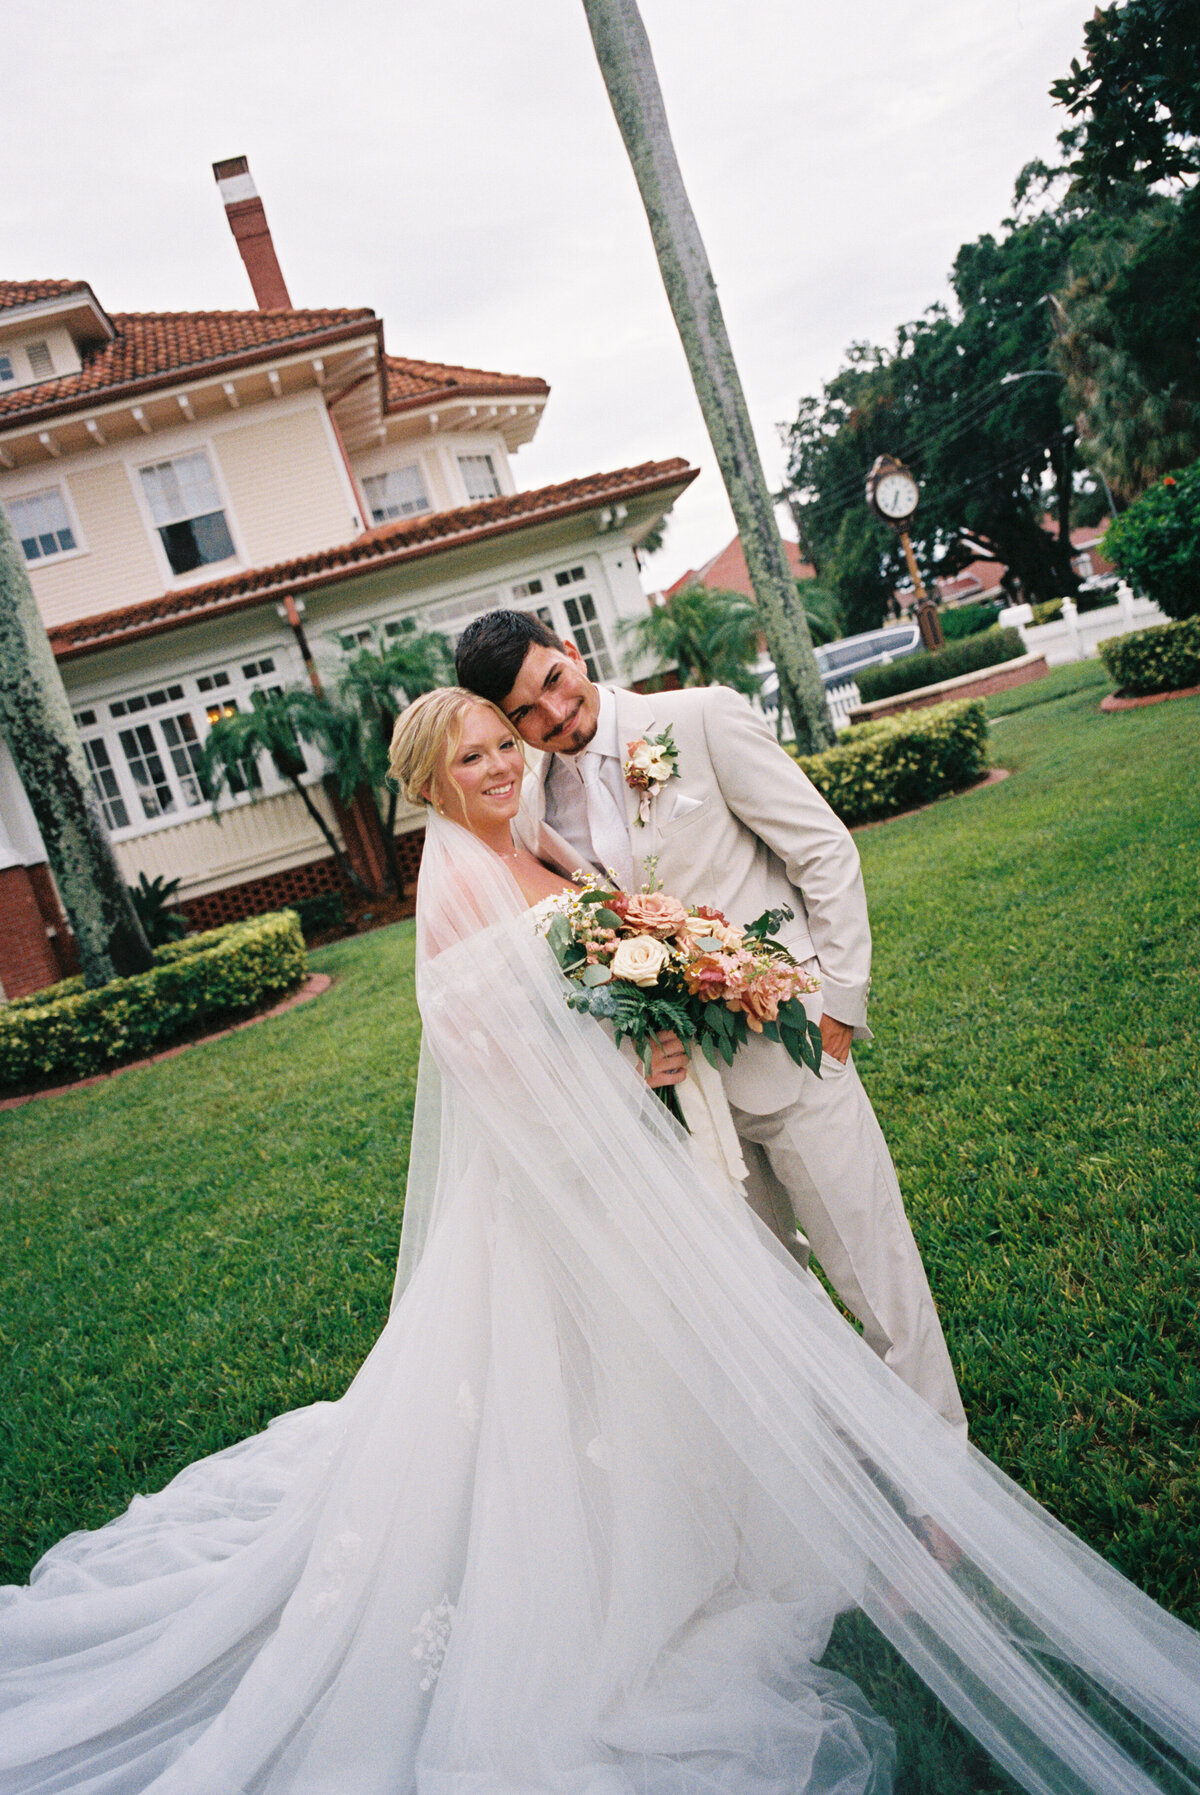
[387,687,520,810]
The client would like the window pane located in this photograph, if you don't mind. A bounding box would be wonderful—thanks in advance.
[118,724,175,819]
[140,451,222,527]
[0,356,13,383]
[158,510,235,575]
[363,465,430,523]
[81,739,130,831]
[458,454,500,502]
[562,592,613,680]
[160,713,206,807]
[7,488,75,564]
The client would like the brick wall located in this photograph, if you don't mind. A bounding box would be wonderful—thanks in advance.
[179,827,425,932]
[0,864,63,998]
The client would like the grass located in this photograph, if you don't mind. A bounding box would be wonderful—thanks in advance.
[984,656,1108,719]
[0,671,1196,1787]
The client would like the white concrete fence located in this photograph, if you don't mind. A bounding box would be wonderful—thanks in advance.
[998,584,1168,667]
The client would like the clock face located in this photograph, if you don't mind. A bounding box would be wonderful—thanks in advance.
[874,470,919,520]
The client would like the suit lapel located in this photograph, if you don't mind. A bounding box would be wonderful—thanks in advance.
[612,687,660,874]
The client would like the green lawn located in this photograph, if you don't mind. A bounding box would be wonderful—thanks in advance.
[2,674,1197,1657]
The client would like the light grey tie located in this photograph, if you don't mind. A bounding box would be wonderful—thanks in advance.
[577,752,634,891]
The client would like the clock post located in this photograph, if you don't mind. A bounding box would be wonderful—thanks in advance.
[865,455,944,652]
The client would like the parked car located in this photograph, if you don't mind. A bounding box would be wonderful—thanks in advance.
[758,624,924,720]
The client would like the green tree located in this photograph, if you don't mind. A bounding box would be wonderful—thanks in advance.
[622,585,763,694]
[581,0,833,751]
[1102,462,1200,618]
[1051,0,1200,194]
[200,689,369,895]
[0,509,152,986]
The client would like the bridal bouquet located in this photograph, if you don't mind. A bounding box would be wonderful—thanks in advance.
[538,878,824,1109]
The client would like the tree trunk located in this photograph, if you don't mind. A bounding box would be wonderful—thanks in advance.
[289,776,370,894]
[581,0,834,751]
[0,511,153,987]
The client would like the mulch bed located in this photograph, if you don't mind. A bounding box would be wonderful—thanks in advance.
[1100,682,1200,712]
[0,972,334,1113]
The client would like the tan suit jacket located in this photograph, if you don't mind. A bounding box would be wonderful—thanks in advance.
[518,684,873,1116]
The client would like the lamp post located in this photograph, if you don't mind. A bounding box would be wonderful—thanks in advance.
[865,456,944,651]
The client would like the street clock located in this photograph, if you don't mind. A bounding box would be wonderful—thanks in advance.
[866,456,920,525]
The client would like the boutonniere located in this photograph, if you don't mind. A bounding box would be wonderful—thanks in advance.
[623,726,680,825]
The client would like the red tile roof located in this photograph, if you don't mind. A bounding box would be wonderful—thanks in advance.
[0,280,91,309]
[664,533,814,600]
[384,353,548,409]
[0,306,381,425]
[50,459,698,660]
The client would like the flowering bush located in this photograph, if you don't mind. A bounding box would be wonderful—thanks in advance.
[539,881,823,1119]
[0,911,307,1092]
[792,699,989,828]
[1103,466,1200,621]
[1097,615,1200,695]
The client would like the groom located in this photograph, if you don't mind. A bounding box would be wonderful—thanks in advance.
[455,610,967,1432]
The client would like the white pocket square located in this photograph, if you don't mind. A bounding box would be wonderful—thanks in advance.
[664,791,703,821]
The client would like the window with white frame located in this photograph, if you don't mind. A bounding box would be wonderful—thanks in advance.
[362,465,431,524]
[75,726,131,832]
[0,355,13,384]
[561,590,614,680]
[139,450,236,576]
[458,454,501,502]
[7,487,77,563]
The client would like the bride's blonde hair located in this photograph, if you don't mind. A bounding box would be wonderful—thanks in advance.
[387,687,521,810]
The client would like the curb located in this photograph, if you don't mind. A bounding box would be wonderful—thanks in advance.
[0,972,334,1113]
[1099,682,1200,712]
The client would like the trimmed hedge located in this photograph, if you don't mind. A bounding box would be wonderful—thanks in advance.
[1097,615,1200,696]
[940,600,1000,640]
[856,627,1024,704]
[793,699,990,828]
[0,911,307,1092]
[1102,465,1200,622]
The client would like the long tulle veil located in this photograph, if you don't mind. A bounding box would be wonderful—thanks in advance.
[398,811,1200,1795]
[1,808,1197,1794]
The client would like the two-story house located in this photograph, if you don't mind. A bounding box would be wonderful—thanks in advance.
[0,160,697,997]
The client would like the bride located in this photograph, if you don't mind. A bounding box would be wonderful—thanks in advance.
[1,687,1197,1795]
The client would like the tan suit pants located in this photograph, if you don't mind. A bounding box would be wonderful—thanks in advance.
[729,1048,968,1434]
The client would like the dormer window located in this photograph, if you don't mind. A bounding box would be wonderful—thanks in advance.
[0,355,13,384]
[459,454,501,502]
[139,450,235,576]
[6,487,77,563]
[362,465,431,524]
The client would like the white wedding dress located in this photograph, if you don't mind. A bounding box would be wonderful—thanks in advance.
[2,812,1198,1795]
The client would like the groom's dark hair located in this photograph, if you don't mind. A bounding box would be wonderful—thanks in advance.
[455,609,563,706]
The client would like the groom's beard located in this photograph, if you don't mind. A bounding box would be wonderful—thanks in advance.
[539,700,599,757]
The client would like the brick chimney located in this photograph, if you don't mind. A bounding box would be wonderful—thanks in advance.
[212,156,293,310]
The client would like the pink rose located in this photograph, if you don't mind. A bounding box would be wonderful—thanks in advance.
[623,892,689,936]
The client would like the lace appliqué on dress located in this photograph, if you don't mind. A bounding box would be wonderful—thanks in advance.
[309,1530,363,1617]
[412,1596,455,1692]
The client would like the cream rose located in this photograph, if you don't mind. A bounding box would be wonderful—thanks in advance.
[623,892,689,935]
[610,934,669,986]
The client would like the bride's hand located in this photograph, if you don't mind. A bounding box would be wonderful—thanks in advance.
[645,1030,688,1088]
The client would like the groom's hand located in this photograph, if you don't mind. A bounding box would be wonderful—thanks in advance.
[819,1015,853,1064]
[645,1030,689,1088]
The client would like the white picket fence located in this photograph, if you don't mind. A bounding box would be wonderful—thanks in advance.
[998,585,1168,667]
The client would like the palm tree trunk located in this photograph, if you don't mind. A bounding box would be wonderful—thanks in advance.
[288,775,369,894]
[0,512,153,986]
[581,0,834,751]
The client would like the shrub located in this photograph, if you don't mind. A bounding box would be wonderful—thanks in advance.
[1030,588,1121,628]
[856,627,1024,704]
[792,699,990,828]
[0,911,307,1092]
[940,600,1000,640]
[1103,465,1200,621]
[1097,615,1200,696]
[128,872,188,946]
[293,892,348,940]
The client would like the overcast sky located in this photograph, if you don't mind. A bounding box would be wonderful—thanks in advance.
[6,0,1097,588]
